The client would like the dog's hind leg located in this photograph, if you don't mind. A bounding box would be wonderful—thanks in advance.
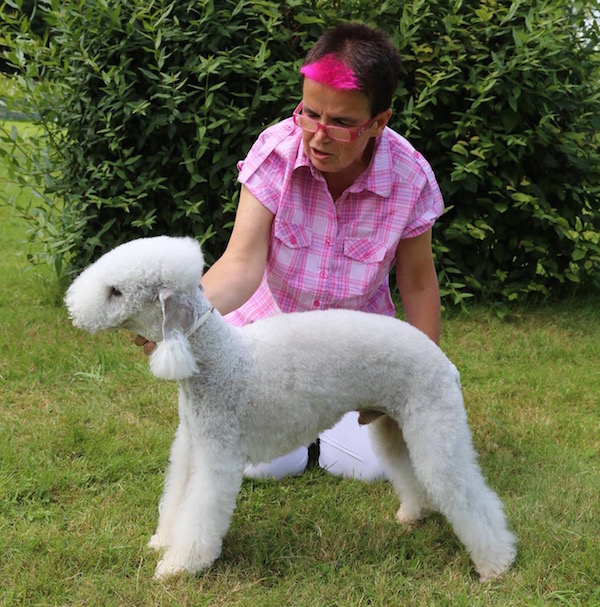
[400,395,517,582]
[148,422,191,552]
[369,415,434,524]
[153,438,244,579]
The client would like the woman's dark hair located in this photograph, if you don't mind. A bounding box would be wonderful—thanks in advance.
[302,22,402,117]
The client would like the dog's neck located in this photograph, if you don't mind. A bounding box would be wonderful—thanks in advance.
[187,297,243,353]
[185,301,250,381]
[187,304,214,337]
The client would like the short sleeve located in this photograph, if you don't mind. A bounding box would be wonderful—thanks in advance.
[401,154,444,239]
[237,119,297,215]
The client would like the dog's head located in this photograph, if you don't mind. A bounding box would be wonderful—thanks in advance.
[65,236,207,380]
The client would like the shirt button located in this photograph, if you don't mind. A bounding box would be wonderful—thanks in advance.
[320,270,327,278]
[325,239,332,246]
[290,236,297,245]
[314,300,320,308]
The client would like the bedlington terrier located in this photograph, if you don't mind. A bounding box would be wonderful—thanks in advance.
[65,236,517,582]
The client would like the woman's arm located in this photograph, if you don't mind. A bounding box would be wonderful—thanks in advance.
[395,228,441,345]
[201,184,274,315]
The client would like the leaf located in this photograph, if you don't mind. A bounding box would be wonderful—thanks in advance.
[451,143,469,156]
[475,8,494,21]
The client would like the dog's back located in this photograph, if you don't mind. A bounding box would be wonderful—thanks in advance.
[235,309,460,463]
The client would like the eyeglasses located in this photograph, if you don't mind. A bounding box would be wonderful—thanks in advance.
[292,102,376,143]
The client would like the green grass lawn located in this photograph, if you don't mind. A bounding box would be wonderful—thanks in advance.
[1,130,599,606]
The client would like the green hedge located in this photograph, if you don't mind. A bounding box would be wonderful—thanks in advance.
[1,0,322,272]
[1,0,599,307]
[387,0,600,305]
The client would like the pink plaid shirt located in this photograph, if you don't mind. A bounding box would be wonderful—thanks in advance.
[224,118,444,326]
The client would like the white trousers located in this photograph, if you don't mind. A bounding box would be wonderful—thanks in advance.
[244,412,386,482]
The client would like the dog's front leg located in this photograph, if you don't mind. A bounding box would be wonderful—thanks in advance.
[148,422,191,552]
[154,439,243,579]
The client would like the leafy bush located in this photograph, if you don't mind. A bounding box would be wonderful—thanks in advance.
[1,0,599,306]
[0,0,332,272]
[384,0,600,305]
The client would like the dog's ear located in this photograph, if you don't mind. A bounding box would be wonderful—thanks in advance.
[149,289,199,380]
[159,289,198,337]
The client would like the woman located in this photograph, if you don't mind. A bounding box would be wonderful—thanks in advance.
[139,22,444,481]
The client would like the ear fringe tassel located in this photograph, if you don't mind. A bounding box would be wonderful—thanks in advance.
[150,333,198,380]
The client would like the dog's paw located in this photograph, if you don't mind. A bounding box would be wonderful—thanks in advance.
[396,504,432,526]
[148,533,167,552]
[153,547,216,580]
[478,571,497,584]
[474,547,517,583]
[472,531,517,583]
[153,557,187,580]
[477,565,506,583]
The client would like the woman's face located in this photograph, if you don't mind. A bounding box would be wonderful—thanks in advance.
[300,78,391,190]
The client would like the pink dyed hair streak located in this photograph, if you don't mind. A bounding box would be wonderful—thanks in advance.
[300,54,360,90]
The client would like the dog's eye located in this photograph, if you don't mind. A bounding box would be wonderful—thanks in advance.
[110,287,122,297]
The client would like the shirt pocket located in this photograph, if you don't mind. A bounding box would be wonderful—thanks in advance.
[271,220,313,291]
[343,237,388,264]
[274,220,312,249]
[341,238,391,301]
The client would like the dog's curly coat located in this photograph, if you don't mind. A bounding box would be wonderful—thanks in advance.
[65,236,517,582]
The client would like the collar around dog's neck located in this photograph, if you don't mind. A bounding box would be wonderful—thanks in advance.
[187,305,214,337]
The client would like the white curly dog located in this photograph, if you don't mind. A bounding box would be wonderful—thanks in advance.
[65,235,516,582]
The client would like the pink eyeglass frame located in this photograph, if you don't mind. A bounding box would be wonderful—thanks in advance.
[292,102,376,142]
